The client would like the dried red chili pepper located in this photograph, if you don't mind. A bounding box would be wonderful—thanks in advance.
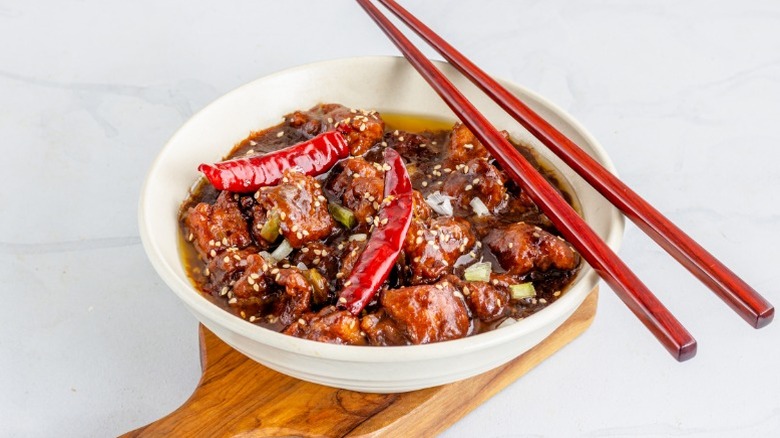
[198,131,349,193]
[338,148,413,315]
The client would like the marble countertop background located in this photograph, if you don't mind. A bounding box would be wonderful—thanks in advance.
[2,1,778,436]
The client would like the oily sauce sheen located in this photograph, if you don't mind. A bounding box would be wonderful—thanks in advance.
[179,104,581,345]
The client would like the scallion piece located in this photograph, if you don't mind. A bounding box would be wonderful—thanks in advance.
[259,212,281,242]
[464,262,492,282]
[509,282,536,300]
[270,239,293,262]
[329,203,357,229]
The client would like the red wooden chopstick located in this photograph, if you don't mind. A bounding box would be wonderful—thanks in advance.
[355,0,696,361]
[372,0,774,329]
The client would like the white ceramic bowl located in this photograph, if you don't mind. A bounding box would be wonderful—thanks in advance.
[139,56,623,393]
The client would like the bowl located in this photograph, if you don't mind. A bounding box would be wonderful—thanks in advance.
[139,56,624,393]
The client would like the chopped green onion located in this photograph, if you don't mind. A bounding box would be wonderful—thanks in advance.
[304,268,328,305]
[259,212,281,242]
[348,233,367,242]
[510,282,536,300]
[270,239,293,261]
[469,197,490,217]
[328,203,357,229]
[464,262,492,282]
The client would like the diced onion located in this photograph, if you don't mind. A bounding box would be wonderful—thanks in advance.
[348,233,367,242]
[258,251,275,263]
[425,191,454,216]
[510,282,536,299]
[469,197,490,217]
[270,239,293,261]
[464,262,492,282]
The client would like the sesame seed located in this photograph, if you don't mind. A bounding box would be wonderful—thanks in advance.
[382,163,391,171]
[298,318,307,325]
[339,297,347,304]
[291,225,299,232]
[228,298,237,304]
[312,257,321,265]
[343,280,352,287]
[247,277,255,285]
[553,291,562,297]
[249,316,256,322]
[270,268,279,275]
[296,232,303,239]
[276,131,284,138]
[463,286,470,296]
[280,212,286,220]
[465,184,473,191]
[539,298,547,304]
[251,273,260,279]
[220,287,229,296]
[472,178,480,185]
[422,181,428,187]
[492,279,499,285]
[302,230,310,236]
[253,284,260,292]
[496,299,502,307]
[188,233,193,241]
[464,143,474,149]
[223,256,230,263]
[380,218,388,225]
[416,236,423,244]
[508,242,514,249]
[313,249,322,256]
[301,247,309,253]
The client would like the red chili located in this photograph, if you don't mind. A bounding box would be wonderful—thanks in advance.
[198,131,349,193]
[338,148,413,315]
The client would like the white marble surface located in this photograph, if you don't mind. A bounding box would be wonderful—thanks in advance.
[2,0,779,436]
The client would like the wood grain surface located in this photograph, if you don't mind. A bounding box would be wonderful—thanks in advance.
[123,287,597,437]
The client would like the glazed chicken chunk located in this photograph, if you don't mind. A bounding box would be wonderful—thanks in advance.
[184,191,252,260]
[381,279,471,344]
[252,169,335,248]
[484,222,579,275]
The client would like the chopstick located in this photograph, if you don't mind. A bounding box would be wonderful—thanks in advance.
[355,0,697,361]
[370,0,775,329]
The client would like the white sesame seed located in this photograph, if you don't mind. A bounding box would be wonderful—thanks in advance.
[338,296,347,303]
[223,256,230,263]
[276,131,284,138]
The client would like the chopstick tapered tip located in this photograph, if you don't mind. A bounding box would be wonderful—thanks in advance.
[753,305,774,329]
[676,339,698,362]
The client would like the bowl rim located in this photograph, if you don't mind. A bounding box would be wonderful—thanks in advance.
[139,55,624,363]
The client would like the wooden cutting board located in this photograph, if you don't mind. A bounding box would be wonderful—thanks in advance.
[124,287,597,437]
